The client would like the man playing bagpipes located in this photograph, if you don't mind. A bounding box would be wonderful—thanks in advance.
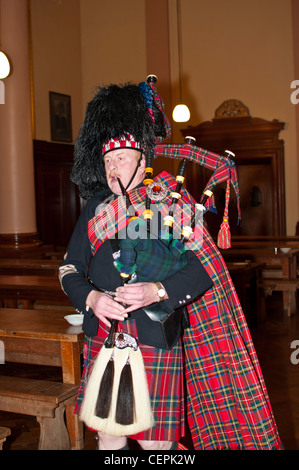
[59,77,283,450]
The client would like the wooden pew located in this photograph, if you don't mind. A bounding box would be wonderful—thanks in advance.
[0,258,59,276]
[229,235,299,248]
[0,376,78,450]
[0,274,71,308]
[0,426,11,450]
[0,244,56,259]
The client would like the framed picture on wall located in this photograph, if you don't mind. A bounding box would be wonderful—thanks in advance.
[49,91,72,143]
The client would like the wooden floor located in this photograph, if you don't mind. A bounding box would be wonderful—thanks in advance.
[1,292,299,451]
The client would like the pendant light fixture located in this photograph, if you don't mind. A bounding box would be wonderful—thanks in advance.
[0,1,11,80]
[0,51,10,79]
[172,0,190,123]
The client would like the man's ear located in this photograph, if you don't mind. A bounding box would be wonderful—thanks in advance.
[138,155,146,174]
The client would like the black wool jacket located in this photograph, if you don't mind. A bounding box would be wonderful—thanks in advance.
[59,189,213,342]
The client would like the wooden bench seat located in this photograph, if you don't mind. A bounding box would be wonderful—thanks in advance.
[0,426,11,449]
[0,376,78,450]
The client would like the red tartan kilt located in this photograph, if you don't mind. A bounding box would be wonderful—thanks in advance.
[75,319,186,442]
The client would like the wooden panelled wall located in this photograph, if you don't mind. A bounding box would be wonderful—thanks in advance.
[34,140,81,249]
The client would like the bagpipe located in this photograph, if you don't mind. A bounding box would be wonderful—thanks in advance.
[80,138,239,437]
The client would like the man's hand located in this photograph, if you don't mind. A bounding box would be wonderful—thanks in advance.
[114,282,165,313]
[86,290,128,327]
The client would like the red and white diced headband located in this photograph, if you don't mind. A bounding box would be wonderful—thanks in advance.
[102,133,141,157]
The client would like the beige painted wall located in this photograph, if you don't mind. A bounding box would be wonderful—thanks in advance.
[80,0,147,111]
[30,0,298,234]
[169,0,297,234]
[30,0,82,143]
[30,0,147,140]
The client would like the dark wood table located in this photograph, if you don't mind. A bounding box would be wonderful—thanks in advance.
[222,247,299,275]
[0,308,85,449]
[0,274,71,308]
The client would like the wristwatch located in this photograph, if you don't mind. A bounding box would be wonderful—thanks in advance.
[155,282,167,301]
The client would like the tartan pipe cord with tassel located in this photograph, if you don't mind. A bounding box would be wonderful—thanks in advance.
[86,172,283,449]
[154,143,241,229]
[217,180,231,249]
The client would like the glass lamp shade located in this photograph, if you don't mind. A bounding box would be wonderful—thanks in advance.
[0,52,10,79]
[172,103,190,122]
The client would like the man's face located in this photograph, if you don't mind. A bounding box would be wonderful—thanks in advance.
[104,148,145,195]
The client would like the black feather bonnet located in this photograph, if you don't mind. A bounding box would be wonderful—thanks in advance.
[71,79,169,199]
